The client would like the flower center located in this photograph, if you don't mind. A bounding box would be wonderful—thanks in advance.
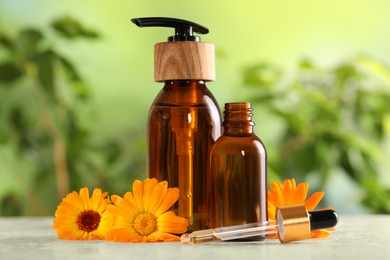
[133,212,158,236]
[77,210,101,232]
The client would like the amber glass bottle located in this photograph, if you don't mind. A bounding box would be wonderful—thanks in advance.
[209,102,267,239]
[148,80,221,231]
[132,17,221,231]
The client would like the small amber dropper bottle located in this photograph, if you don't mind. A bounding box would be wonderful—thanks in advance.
[209,102,267,239]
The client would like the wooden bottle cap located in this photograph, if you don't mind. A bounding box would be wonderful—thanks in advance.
[154,41,215,82]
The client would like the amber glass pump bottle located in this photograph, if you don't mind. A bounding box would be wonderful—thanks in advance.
[209,102,267,239]
[131,17,221,231]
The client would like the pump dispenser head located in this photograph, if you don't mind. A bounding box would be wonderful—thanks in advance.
[131,17,209,42]
[131,17,215,82]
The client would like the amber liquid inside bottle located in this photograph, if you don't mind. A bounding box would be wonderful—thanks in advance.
[148,80,221,231]
[209,102,267,240]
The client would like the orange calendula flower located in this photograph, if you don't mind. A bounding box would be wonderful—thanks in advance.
[106,178,188,242]
[52,187,113,240]
[268,178,334,239]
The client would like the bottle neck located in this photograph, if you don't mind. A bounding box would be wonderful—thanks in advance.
[223,102,255,137]
[164,80,206,86]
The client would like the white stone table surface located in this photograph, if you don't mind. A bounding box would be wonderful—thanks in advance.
[0,215,389,260]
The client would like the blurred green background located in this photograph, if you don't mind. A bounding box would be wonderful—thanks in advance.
[1,0,390,216]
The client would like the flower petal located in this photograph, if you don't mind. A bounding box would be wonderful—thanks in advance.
[107,228,141,242]
[64,191,85,211]
[148,181,168,214]
[55,201,81,217]
[91,188,108,213]
[267,190,277,220]
[267,202,277,220]
[111,195,121,204]
[91,230,105,240]
[310,229,330,239]
[132,180,144,210]
[147,231,181,242]
[271,182,285,207]
[283,179,296,205]
[157,211,188,234]
[79,187,91,210]
[123,192,137,205]
[154,188,179,217]
[106,204,133,220]
[293,183,308,204]
[143,178,158,211]
[57,224,85,240]
[304,191,324,211]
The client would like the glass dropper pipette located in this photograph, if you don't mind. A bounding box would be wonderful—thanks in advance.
[181,204,338,244]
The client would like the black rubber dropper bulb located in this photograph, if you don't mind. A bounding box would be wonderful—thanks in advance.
[309,209,339,231]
